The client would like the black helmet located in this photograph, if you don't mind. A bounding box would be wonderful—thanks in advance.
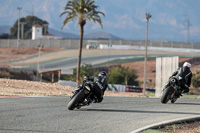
[98,71,107,77]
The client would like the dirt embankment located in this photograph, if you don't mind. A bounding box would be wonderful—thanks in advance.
[0,78,142,97]
[0,78,74,96]
[0,47,63,66]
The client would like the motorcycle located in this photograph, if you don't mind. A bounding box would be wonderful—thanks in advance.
[67,82,96,110]
[161,76,182,104]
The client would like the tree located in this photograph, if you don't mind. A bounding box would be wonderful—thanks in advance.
[108,66,139,86]
[0,33,10,39]
[60,0,105,86]
[192,71,200,88]
[63,64,98,83]
[10,16,48,39]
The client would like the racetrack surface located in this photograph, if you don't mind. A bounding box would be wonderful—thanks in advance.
[12,49,200,71]
[0,96,200,133]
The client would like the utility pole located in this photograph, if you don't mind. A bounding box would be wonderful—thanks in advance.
[186,16,190,43]
[17,7,22,47]
[37,40,44,80]
[21,22,26,39]
[143,13,151,96]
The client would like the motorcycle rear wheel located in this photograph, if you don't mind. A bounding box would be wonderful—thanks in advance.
[161,86,174,104]
[67,91,85,110]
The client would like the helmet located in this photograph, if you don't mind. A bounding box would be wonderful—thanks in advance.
[84,76,89,81]
[183,62,191,68]
[98,71,107,77]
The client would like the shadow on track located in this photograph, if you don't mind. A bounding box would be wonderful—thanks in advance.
[81,109,200,115]
[174,102,200,106]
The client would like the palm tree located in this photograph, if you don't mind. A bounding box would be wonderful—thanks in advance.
[60,0,105,86]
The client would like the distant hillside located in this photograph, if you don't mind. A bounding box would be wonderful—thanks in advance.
[84,31,123,40]
[0,25,10,34]
[48,28,79,39]
[48,29,123,40]
[0,25,123,40]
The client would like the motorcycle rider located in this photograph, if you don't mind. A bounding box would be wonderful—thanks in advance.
[167,62,192,94]
[72,71,108,103]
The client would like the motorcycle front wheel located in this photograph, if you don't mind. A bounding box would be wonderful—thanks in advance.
[161,86,174,104]
[171,98,177,103]
[67,90,85,110]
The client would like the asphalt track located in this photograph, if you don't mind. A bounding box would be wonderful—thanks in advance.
[0,96,200,133]
[12,54,145,71]
[11,48,200,72]
[15,54,141,70]
[12,53,181,72]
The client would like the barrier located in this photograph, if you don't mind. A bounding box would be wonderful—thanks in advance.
[0,39,200,50]
[155,56,179,97]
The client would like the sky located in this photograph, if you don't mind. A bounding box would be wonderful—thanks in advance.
[0,0,200,43]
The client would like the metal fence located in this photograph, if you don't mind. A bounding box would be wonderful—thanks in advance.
[0,39,200,49]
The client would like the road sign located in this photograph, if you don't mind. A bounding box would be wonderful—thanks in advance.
[61,69,73,75]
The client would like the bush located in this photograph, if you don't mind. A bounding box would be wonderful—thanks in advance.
[0,33,10,39]
[192,71,200,88]
[63,64,139,86]
[107,66,139,86]
[63,64,97,83]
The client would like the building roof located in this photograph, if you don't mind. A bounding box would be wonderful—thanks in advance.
[43,33,54,36]
[32,24,42,27]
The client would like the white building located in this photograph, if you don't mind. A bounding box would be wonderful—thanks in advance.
[32,24,55,40]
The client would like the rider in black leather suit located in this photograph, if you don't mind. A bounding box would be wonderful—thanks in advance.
[170,62,192,93]
[72,71,108,103]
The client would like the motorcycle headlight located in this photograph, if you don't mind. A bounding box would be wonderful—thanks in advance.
[171,78,176,83]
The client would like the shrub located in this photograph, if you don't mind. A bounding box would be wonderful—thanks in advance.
[192,71,200,88]
[107,66,139,86]
[63,64,97,83]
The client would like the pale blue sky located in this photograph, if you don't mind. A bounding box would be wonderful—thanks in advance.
[0,0,199,42]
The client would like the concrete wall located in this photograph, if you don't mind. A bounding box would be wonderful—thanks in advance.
[155,56,179,97]
[0,39,200,49]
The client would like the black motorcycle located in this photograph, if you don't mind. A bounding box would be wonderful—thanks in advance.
[67,82,96,110]
[161,76,182,104]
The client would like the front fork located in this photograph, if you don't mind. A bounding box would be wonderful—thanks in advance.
[171,88,181,100]
[77,90,92,107]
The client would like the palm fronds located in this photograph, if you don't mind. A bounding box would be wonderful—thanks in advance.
[60,0,105,29]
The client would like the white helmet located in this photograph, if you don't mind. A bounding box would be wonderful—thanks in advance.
[183,62,191,68]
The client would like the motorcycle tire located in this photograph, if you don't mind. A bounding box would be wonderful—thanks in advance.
[161,86,174,104]
[171,98,177,103]
[171,91,181,103]
[67,90,85,110]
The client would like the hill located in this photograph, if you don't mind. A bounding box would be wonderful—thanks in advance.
[48,28,79,39]
[0,25,122,40]
[84,31,123,40]
[48,29,123,40]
